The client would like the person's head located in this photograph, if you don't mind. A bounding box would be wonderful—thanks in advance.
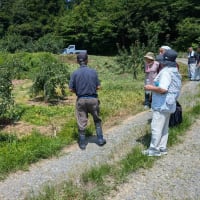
[144,52,155,63]
[188,47,193,52]
[196,46,200,53]
[163,49,178,67]
[77,52,88,65]
[159,45,171,55]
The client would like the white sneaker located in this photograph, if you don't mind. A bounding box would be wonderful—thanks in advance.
[160,148,168,155]
[142,148,161,157]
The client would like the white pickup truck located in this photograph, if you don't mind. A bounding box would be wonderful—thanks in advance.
[62,45,87,54]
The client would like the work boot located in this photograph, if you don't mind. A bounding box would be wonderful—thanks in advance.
[95,123,106,146]
[78,131,86,150]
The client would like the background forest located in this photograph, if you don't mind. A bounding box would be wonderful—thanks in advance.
[0,0,200,55]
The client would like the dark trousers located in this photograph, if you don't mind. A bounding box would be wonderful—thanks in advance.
[144,92,152,107]
[76,98,101,132]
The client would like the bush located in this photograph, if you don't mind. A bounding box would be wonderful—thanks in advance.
[33,33,64,54]
[0,63,15,123]
[0,34,26,53]
[30,53,70,101]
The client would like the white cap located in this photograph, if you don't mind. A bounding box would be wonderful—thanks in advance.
[161,45,171,50]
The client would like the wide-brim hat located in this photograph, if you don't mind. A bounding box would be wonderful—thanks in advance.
[144,52,155,60]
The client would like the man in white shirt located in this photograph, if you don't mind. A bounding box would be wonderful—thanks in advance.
[143,49,182,156]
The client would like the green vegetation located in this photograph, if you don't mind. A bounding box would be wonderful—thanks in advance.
[0,57,15,122]
[26,102,200,200]
[0,0,199,54]
[0,53,147,179]
[30,53,70,101]
[0,132,65,180]
[0,52,71,124]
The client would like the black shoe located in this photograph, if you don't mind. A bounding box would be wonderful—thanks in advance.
[78,133,86,150]
[97,138,106,146]
[79,140,86,150]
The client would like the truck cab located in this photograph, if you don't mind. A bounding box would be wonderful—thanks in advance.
[62,45,87,54]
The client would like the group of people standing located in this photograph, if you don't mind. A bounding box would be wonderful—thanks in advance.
[187,46,200,81]
[69,46,183,157]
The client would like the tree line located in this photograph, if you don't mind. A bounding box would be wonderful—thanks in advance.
[0,0,199,54]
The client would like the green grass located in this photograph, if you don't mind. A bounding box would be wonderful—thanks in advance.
[27,102,200,200]
[0,131,66,180]
[18,104,73,126]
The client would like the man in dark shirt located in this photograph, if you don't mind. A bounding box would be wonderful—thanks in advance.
[69,53,106,150]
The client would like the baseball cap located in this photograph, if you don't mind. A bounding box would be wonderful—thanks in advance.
[77,53,88,62]
[163,49,177,62]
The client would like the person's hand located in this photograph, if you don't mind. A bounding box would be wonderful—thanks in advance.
[144,84,152,90]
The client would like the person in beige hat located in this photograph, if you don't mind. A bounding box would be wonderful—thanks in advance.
[144,52,160,109]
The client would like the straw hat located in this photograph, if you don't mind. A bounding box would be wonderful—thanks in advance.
[144,52,155,60]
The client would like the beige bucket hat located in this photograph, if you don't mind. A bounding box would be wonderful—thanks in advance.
[144,52,155,60]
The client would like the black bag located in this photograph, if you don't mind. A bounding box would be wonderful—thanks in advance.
[169,101,182,127]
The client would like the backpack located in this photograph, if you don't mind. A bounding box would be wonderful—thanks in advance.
[169,101,182,127]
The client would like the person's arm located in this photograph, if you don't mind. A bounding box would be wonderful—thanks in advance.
[69,73,76,93]
[96,71,101,90]
[144,84,167,94]
[144,69,171,94]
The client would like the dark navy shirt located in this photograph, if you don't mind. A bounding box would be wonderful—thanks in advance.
[69,65,100,98]
[188,51,198,64]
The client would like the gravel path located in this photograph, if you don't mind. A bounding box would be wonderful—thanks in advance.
[0,60,200,199]
[106,116,200,200]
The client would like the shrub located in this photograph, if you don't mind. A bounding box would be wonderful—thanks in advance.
[0,62,15,123]
[0,34,26,53]
[33,33,64,54]
[30,53,70,101]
